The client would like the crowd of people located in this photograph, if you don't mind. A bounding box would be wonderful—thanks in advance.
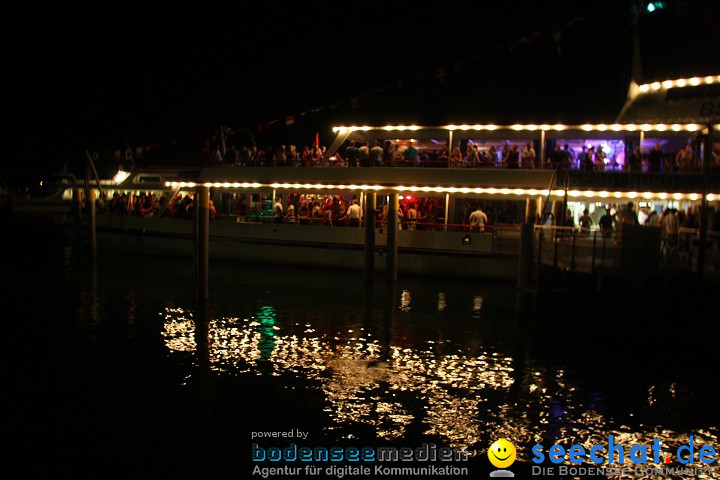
[96,191,217,220]
[205,139,720,172]
[265,195,448,230]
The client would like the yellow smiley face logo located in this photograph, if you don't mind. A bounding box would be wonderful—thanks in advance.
[488,438,516,469]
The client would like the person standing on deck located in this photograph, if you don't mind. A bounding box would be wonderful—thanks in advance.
[345,199,362,227]
[345,141,358,167]
[521,142,536,169]
[370,141,384,167]
[357,142,370,167]
[406,203,418,230]
[469,204,488,233]
[273,197,284,223]
[403,141,418,167]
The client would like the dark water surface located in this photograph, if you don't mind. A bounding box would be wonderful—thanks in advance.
[5,220,719,479]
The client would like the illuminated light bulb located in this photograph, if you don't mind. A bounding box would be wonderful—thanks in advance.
[655,124,667,131]
[639,84,650,92]
[689,77,700,86]
[460,124,470,130]
[446,125,457,131]
[705,76,714,84]
[384,126,395,131]
[422,186,431,192]
[716,75,720,82]
[409,125,420,131]
[685,124,698,131]
[675,79,686,87]
[398,195,404,200]
[552,189,564,197]
[625,124,637,131]
[512,189,525,195]
[526,124,537,131]
[528,189,538,196]
[627,192,638,198]
[689,193,698,201]
[500,188,510,195]
[611,124,622,131]
[540,189,550,196]
[486,124,498,130]
[473,124,483,130]
[511,124,523,130]
[662,80,673,88]
[583,190,594,197]
[613,192,623,198]
[553,124,566,131]
[486,188,497,194]
[651,82,661,90]
[641,124,652,131]
[540,124,550,130]
[658,193,667,199]
[447,187,458,193]
[671,124,682,131]
[642,192,653,199]
[568,190,581,197]
[581,124,593,131]
[599,191,609,198]
[473,188,483,194]
[408,186,419,192]
[332,127,339,133]
[597,124,608,131]
[707,194,715,201]
[396,125,407,131]
[673,193,683,200]
[165,181,171,187]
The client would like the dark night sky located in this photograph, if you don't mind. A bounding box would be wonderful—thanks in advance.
[5,1,719,179]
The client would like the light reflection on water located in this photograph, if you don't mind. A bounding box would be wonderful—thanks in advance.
[161,306,718,474]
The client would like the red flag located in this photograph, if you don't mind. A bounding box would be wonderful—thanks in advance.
[315,132,320,148]
[285,115,295,126]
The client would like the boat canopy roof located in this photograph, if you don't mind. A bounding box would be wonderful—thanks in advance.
[616,74,720,124]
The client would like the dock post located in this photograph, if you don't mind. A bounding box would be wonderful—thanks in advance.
[518,222,534,291]
[364,192,376,281]
[87,188,97,258]
[516,222,534,319]
[525,198,536,224]
[387,193,399,282]
[195,185,210,305]
[72,188,83,247]
[84,162,96,259]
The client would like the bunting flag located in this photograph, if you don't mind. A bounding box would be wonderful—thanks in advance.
[435,67,447,83]
[550,24,563,56]
[285,114,295,126]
